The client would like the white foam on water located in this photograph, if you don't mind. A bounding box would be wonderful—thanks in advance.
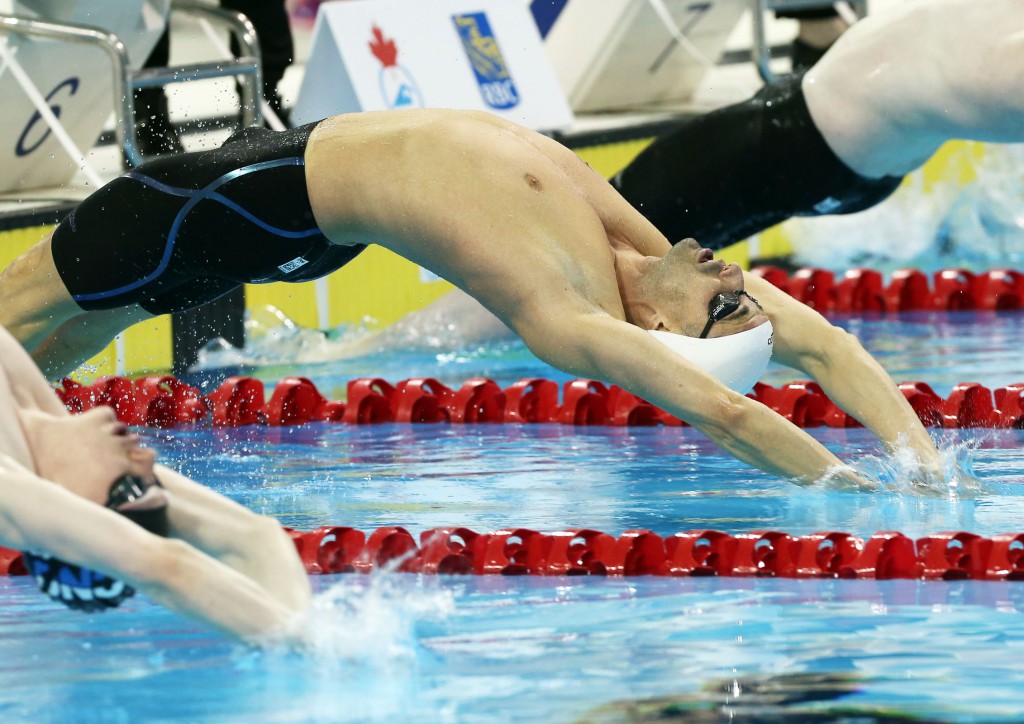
[817,434,989,498]
[298,574,455,664]
[250,573,457,722]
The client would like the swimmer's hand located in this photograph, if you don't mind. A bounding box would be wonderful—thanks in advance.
[252,610,311,651]
[813,465,881,493]
[907,463,989,498]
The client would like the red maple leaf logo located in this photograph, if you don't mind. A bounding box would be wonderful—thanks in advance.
[369,25,398,68]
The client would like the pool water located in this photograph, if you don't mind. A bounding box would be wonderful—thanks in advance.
[5,312,1024,722]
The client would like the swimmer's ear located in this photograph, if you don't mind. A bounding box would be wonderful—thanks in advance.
[625,298,664,330]
[643,306,671,333]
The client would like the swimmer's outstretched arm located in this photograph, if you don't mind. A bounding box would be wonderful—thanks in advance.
[515,307,864,486]
[0,458,304,643]
[153,463,312,614]
[743,273,944,474]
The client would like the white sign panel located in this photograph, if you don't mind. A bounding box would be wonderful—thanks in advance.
[0,0,167,192]
[543,0,747,112]
[292,0,574,132]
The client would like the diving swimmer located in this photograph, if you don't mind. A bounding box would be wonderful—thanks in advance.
[0,108,946,488]
[613,0,1024,248]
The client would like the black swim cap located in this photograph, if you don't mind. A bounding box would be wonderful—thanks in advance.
[106,474,169,537]
[23,474,169,612]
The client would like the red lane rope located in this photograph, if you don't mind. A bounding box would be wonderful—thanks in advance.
[752,265,1024,313]
[56,374,1024,429]
[3,528,1021,580]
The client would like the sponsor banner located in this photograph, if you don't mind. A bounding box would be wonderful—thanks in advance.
[292,0,573,131]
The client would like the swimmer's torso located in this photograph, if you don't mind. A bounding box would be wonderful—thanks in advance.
[305,109,650,331]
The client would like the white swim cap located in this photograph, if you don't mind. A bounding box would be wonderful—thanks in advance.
[648,321,774,394]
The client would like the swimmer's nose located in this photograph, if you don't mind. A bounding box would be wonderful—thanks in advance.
[129,446,158,476]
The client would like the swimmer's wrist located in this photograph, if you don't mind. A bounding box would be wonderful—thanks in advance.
[818,464,877,491]
[251,609,310,650]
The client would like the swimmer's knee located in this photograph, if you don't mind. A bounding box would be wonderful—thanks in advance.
[0,240,45,289]
[0,238,78,316]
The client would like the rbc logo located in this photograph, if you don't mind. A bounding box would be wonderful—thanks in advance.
[368,26,424,110]
[452,12,520,111]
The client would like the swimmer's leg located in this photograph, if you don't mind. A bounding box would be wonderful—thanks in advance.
[31,305,154,380]
[0,234,82,352]
[805,1,1024,177]
[0,233,155,378]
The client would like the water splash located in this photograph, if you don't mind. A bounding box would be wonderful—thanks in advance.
[821,435,990,498]
[294,573,455,664]
[785,143,1024,272]
[243,574,455,722]
[192,305,372,369]
[191,299,517,372]
[937,144,1024,267]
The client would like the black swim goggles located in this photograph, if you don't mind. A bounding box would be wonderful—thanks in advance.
[699,291,760,339]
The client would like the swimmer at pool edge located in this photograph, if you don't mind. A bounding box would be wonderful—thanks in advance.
[0,324,311,642]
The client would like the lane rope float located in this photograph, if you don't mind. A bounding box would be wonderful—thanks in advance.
[2,528,1019,581]
[55,374,1024,430]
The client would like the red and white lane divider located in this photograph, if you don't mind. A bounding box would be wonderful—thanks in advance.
[55,374,1024,429]
[2,527,1021,580]
[753,265,1024,313]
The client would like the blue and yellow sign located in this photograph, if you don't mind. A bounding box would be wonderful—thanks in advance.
[452,12,520,110]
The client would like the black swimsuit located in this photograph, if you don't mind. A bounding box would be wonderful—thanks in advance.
[611,74,903,249]
[51,122,365,315]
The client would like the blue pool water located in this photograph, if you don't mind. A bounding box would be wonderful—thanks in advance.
[5,312,1024,722]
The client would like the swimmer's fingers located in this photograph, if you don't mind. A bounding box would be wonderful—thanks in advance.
[816,465,881,492]
[113,484,169,512]
[945,465,992,497]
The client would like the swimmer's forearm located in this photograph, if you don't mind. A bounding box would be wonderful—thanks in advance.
[154,464,312,612]
[799,332,942,468]
[134,540,304,644]
[746,273,940,473]
[526,315,859,485]
[687,396,855,485]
